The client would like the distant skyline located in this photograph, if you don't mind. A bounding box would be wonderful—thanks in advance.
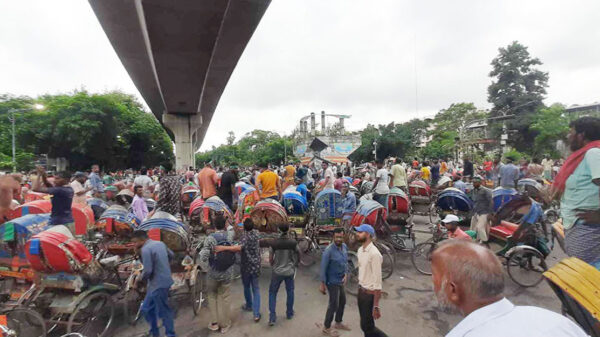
[1,0,599,151]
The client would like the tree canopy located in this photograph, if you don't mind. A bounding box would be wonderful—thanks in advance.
[0,91,174,171]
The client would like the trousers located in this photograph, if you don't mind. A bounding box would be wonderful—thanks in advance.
[269,274,294,322]
[324,284,346,329]
[206,278,231,327]
[141,287,176,337]
[357,289,388,337]
[242,272,261,318]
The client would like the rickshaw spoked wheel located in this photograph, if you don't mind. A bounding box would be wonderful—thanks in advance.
[428,204,439,224]
[191,269,204,316]
[298,237,319,267]
[374,242,394,280]
[506,249,547,287]
[411,241,437,275]
[1,306,47,337]
[67,291,114,337]
[345,251,360,296]
[123,288,144,326]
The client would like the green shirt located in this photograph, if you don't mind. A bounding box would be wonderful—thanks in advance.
[560,148,600,228]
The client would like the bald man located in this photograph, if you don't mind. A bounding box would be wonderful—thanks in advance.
[431,240,588,337]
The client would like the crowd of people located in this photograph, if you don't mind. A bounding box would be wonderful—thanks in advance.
[0,116,598,337]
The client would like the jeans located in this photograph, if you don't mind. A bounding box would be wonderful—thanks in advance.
[357,289,388,337]
[268,274,294,322]
[242,272,261,318]
[141,287,176,337]
[206,278,231,328]
[324,284,346,329]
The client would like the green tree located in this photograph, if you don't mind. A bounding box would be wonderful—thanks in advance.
[488,41,549,152]
[530,104,569,157]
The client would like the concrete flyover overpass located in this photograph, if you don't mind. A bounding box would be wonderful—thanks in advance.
[88,0,271,170]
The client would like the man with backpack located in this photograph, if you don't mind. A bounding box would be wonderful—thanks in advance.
[265,223,300,326]
[199,215,236,333]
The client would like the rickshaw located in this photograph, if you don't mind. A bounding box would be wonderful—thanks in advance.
[543,258,600,337]
[435,188,474,227]
[517,178,559,224]
[124,211,204,324]
[180,184,200,221]
[408,180,437,223]
[282,192,309,227]
[0,214,50,307]
[16,225,130,337]
[93,205,141,257]
[86,198,108,221]
[234,185,260,224]
[188,196,234,235]
[8,200,95,238]
[492,187,518,212]
[383,187,415,251]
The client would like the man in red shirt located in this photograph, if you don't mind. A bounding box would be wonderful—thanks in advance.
[441,215,471,241]
[198,163,218,200]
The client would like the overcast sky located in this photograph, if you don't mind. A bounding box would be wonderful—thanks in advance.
[1,1,599,151]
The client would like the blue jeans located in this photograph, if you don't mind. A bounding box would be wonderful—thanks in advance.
[141,288,175,337]
[268,274,294,322]
[242,272,261,318]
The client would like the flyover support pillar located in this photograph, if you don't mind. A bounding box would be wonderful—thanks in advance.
[163,114,202,172]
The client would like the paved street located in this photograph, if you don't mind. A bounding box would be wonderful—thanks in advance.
[116,215,566,337]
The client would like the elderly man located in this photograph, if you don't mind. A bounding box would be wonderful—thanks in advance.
[431,240,587,337]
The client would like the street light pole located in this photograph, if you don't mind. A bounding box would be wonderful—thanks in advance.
[373,140,377,161]
[10,110,16,173]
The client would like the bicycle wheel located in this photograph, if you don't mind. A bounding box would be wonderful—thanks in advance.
[375,242,394,280]
[298,237,319,267]
[506,249,547,287]
[411,241,437,275]
[67,291,114,337]
[191,269,204,316]
[123,289,144,326]
[345,251,360,296]
[2,307,46,337]
[428,204,438,224]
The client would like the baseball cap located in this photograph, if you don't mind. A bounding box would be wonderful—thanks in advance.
[354,224,375,236]
[441,214,460,224]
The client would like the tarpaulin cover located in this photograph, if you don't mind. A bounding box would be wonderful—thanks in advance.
[0,213,50,260]
[87,198,109,221]
[351,200,386,227]
[235,187,260,223]
[409,180,431,197]
[492,188,518,212]
[315,189,344,225]
[282,193,308,215]
[97,205,140,233]
[388,188,410,214]
[437,188,474,212]
[8,199,52,220]
[250,199,288,233]
[189,197,205,217]
[138,214,189,252]
[25,228,92,273]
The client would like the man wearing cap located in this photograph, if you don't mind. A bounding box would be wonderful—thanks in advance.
[470,176,493,243]
[354,224,388,337]
[441,215,471,240]
[71,172,91,205]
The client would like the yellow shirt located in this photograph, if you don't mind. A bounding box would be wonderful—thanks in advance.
[256,170,279,199]
[284,165,296,182]
[421,167,431,180]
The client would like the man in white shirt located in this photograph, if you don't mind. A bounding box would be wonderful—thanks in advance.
[322,162,335,190]
[70,172,91,205]
[134,167,154,198]
[354,224,388,337]
[371,160,390,208]
[432,240,588,337]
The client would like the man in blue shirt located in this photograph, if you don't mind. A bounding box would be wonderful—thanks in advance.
[453,174,467,193]
[131,230,176,337]
[498,157,519,189]
[88,164,104,198]
[319,228,351,336]
[32,167,76,234]
[295,178,309,201]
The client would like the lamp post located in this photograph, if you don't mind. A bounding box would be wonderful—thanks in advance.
[373,140,378,161]
[7,104,44,172]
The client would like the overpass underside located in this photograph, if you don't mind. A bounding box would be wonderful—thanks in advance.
[89,0,271,169]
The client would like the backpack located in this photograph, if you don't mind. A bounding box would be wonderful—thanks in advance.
[208,232,236,272]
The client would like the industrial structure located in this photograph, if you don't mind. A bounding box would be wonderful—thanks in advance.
[293,111,361,164]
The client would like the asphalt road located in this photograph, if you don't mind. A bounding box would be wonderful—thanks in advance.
[115,215,567,337]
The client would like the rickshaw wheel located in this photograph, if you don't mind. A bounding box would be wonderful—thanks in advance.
[374,242,394,280]
[345,251,360,296]
[2,306,47,337]
[191,269,204,316]
[428,204,438,224]
[506,249,547,287]
[411,241,437,275]
[123,289,144,326]
[298,237,319,267]
[67,291,115,337]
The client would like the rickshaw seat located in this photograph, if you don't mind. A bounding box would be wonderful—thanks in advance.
[490,221,519,239]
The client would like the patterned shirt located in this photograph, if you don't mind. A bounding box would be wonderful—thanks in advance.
[240,229,261,276]
[156,175,181,216]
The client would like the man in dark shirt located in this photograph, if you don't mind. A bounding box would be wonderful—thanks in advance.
[216,218,262,322]
[319,228,351,336]
[431,159,441,186]
[266,223,300,326]
[470,176,494,243]
[463,157,474,180]
[131,230,176,337]
[32,167,75,234]
[218,166,238,211]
